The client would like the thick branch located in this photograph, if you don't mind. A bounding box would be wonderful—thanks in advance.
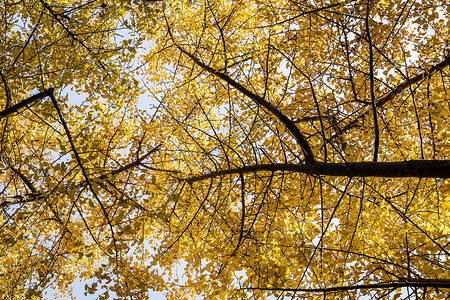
[244,279,450,293]
[10,166,38,192]
[0,193,44,208]
[0,88,54,118]
[182,47,314,162]
[186,160,450,183]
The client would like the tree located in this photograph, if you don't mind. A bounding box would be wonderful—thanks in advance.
[0,0,162,298]
[1,0,450,299]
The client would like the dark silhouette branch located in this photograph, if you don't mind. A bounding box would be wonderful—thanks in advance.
[185,160,450,183]
[181,46,314,162]
[1,145,162,208]
[10,166,38,193]
[258,2,341,28]
[0,88,54,118]
[39,0,107,70]
[0,71,11,109]
[100,143,162,179]
[49,89,121,260]
[243,279,450,293]
[366,1,379,162]
[230,173,245,257]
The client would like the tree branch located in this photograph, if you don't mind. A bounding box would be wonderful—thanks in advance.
[243,279,450,293]
[0,71,12,109]
[1,147,162,208]
[185,160,450,183]
[39,0,107,69]
[100,143,162,179]
[0,88,54,118]
[10,166,38,193]
[164,17,315,163]
[0,193,44,208]
[1,89,161,208]
[366,0,379,162]
[339,54,450,136]
[292,115,335,123]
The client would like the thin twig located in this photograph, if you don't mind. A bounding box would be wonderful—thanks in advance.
[336,54,450,138]
[293,115,335,122]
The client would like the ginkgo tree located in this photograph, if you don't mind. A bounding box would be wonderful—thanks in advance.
[1,0,450,299]
[0,0,163,298]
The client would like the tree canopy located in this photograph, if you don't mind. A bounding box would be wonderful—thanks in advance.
[1,0,450,299]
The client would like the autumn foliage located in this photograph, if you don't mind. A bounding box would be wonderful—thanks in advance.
[1,0,450,299]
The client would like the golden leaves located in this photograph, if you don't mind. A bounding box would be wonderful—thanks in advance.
[1,0,450,299]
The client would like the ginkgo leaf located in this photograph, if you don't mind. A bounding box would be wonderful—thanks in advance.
[1,0,450,299]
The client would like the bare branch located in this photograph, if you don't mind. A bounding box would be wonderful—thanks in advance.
[101,143,162,179]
